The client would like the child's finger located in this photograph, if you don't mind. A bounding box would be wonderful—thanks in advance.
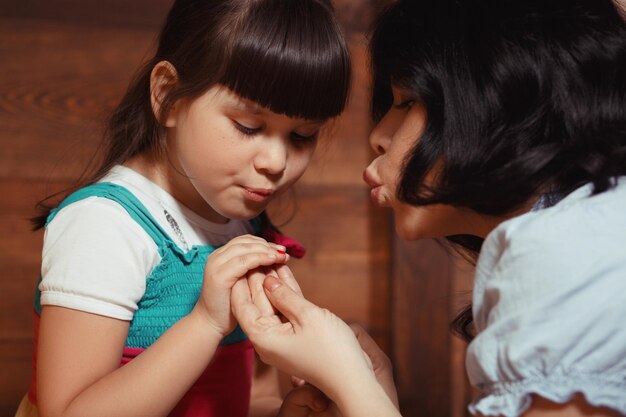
[247,268,275,316]
[231,278,261,326]
[217,251,286,283]
[213,242,288,266]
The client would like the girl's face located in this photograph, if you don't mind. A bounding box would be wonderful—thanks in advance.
[364,87,491,240]
[164,85,322,223]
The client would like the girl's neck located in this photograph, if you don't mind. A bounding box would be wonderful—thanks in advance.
[124,153,229,224]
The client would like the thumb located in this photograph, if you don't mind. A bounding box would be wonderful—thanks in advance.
[263,276,317,326]
[279,384,329,415]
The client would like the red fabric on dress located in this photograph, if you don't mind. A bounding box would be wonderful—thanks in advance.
[121,341,254,417]
[28,311,254,417]
[263,228,306,258]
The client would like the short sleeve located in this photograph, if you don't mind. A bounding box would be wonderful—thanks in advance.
[466,193,626,416]
[40,197,161,320]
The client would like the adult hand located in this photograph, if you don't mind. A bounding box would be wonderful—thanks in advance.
[231,267,401,417]
[278,383,341,417]
[194,234,288,338]
[349,324,399,408]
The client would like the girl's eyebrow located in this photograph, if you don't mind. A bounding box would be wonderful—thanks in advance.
[229,99,263,115]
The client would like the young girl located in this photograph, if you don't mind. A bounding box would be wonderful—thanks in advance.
[230,0,626,416]
[16,0,351,416]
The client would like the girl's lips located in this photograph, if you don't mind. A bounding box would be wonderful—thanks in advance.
[243,187,274,203]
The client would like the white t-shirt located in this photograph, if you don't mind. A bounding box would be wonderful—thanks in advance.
[467,178,626,416]
[39,165,254,320]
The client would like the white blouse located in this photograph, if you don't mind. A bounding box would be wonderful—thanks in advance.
[466,178,626,416]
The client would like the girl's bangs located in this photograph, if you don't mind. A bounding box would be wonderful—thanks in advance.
[220,1,350,121]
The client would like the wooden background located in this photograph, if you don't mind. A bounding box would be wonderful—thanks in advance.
[0,1,473,416]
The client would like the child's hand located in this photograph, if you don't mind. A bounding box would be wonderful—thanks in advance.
[193,234,288,338]
[277,383,342,417]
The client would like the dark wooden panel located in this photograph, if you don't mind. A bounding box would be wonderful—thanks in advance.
[0,0,173,29]
[0,19,156,181]
[392,238,453,417]
[0,180,62,416]
[0,341,33,416]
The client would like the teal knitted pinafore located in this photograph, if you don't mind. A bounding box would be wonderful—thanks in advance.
[34,182,247,347]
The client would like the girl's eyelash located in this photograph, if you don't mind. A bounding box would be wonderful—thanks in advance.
[233,121,260,135]
[291,131,319,144]
[234,120,318,144]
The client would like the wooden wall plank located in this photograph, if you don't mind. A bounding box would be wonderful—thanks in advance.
[0,19,155,181]
[0,0,172,29]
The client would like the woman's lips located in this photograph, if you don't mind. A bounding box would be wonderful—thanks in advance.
[370,186,383,203]
[362,169,384,205]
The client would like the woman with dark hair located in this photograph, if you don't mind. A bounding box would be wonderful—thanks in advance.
[18,0,350,416]
[231,0,626,416]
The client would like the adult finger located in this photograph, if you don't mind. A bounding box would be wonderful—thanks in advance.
[291,375,306,387]
[263,276,318,327]
[349,324,399,407]
[274,264,303,296]
[280,384,329,414]
[350,324,391,372]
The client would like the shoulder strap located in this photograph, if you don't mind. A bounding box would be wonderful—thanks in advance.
[46,182,173,246]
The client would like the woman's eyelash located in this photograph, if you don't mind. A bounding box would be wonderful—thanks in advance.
[394,99,415,109]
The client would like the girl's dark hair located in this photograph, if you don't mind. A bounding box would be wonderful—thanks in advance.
[371,0,626,341]
[33,0,351,229]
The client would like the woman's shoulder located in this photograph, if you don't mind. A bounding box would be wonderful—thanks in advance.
[468,179,626,417]
[473,177,626,332]
[479,178,626,274]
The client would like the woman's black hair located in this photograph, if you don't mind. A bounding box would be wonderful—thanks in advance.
[371,0,626,341]
[33,0,351,229]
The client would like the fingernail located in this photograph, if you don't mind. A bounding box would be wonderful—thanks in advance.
[264,276,282,292]
[276,249,286,254]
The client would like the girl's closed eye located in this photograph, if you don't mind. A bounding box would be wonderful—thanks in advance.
[233,120,261,136]
[290,130,319,145]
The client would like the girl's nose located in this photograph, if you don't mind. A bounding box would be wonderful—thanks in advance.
[255,137,287,176]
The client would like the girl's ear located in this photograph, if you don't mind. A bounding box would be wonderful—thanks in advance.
[150,61,179,127]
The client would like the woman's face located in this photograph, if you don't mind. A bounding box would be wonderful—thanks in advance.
[363,87,488,240]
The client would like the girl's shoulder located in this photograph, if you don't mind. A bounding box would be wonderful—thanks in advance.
[41,194,161,320]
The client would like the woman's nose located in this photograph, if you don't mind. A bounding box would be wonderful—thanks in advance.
[369,112,393,156]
